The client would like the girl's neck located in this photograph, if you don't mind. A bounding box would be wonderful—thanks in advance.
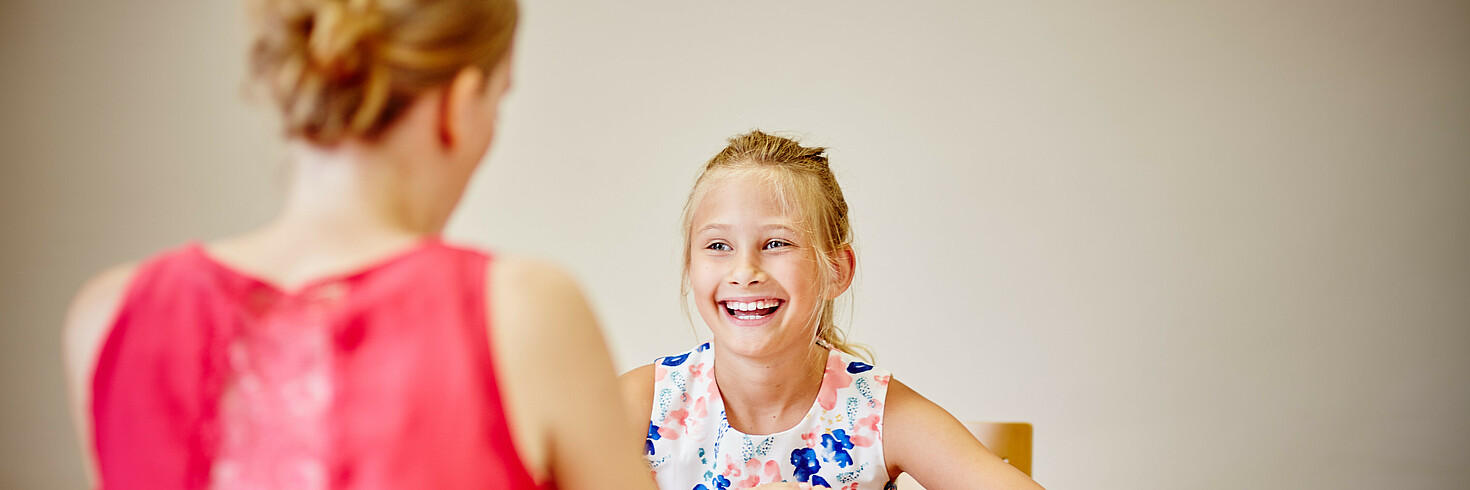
[713,340,830,435]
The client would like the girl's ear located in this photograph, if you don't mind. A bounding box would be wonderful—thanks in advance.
[826,244,856,299]
[437,66,487,149]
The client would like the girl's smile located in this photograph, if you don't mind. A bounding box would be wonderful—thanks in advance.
[720,297,786,325]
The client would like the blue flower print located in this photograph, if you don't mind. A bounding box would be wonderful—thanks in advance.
[646,422,661,455]
[811,475,832,488]
[697,342,712,352]
[661,352,691,366]
[692,474,730,490]
[791,448,822,482]
[846,361,874,374]
[821,429,855,468]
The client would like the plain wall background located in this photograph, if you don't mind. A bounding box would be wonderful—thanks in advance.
[2,0,1467,488]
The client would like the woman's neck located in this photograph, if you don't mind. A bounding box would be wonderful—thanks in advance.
[204,142,443,290]
[278,140,439,238]
[713,340,830,435]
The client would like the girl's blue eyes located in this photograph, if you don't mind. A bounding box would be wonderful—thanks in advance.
[705,240,792,251]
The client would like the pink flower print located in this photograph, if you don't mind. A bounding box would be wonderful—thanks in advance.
[800,427,823,449]
[735,459,777,489]
[873,374,891,387]
[847,414,880,447]
[722,454,743,478]
[681,395,712,439]
[655,366,668,381]
[667,408,689,427]
[817,354,853,411]
[858,414,880,433]
[658,408,687,439]
[692,396,710,418]
[690,361,707,381]
[842,483,860,490]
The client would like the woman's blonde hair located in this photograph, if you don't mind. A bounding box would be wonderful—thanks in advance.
[248,0,518,144]
[681,130,871,362]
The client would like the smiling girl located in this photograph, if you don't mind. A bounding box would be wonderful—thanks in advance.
[619,131,1044,490]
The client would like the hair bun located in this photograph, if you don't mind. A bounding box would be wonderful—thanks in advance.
[249,0,518,144]
[308,0,384,81]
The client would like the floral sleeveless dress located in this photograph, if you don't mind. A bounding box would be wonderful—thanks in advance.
[645,342,893,490]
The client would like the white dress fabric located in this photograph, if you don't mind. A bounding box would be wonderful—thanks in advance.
[644,342,893,490]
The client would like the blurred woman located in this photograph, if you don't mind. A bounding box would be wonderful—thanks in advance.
[61,0,653,488]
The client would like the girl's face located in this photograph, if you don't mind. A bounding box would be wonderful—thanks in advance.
[688,172,827,359]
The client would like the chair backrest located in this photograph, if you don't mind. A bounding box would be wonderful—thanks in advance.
[890,421,1032,489]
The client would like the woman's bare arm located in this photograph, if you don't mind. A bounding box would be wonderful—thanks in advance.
[61,263,137,487]
[489,258,656,490]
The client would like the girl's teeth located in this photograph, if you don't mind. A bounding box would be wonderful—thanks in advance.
[724,300,781,318]
[726,300,780,311]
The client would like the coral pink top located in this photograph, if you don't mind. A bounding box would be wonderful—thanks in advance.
[91,239,541,490]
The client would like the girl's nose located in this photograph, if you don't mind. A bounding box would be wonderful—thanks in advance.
[728,254,765,286]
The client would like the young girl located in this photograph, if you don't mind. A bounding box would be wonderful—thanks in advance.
[61,1,653,489]
[620,131,1044,490]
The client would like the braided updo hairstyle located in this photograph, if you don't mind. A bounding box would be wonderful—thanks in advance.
[248,0,518,144]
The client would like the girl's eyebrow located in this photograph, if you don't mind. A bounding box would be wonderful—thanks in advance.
[695,223,797,234]
[760,224,797,233]
[696,224,730,234]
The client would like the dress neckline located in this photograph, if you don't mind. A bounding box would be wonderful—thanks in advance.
[186,235,445,298]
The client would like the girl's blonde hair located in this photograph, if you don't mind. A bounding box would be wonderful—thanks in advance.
[247,0,518,144]
[681,130,871,362]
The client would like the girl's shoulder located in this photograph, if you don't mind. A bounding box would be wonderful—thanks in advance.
[827,348,889,379]
[653,342,712,368]
[617,342,712,398]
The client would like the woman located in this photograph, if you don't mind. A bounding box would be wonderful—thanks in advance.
[62,0,653,488]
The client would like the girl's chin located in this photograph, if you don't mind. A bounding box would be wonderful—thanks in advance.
[707,332,814,359]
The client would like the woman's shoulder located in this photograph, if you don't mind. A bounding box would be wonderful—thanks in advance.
[484,254,595,345]
[62,242,201,365]
[63,263,140,364]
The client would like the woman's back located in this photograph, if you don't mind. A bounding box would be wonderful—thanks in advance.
[91,239,538,489]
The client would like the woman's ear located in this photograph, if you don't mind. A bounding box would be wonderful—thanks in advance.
[827,245,857,299]
[437,66,487,149]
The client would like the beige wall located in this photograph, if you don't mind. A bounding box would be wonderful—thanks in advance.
[3,1,1466,488]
